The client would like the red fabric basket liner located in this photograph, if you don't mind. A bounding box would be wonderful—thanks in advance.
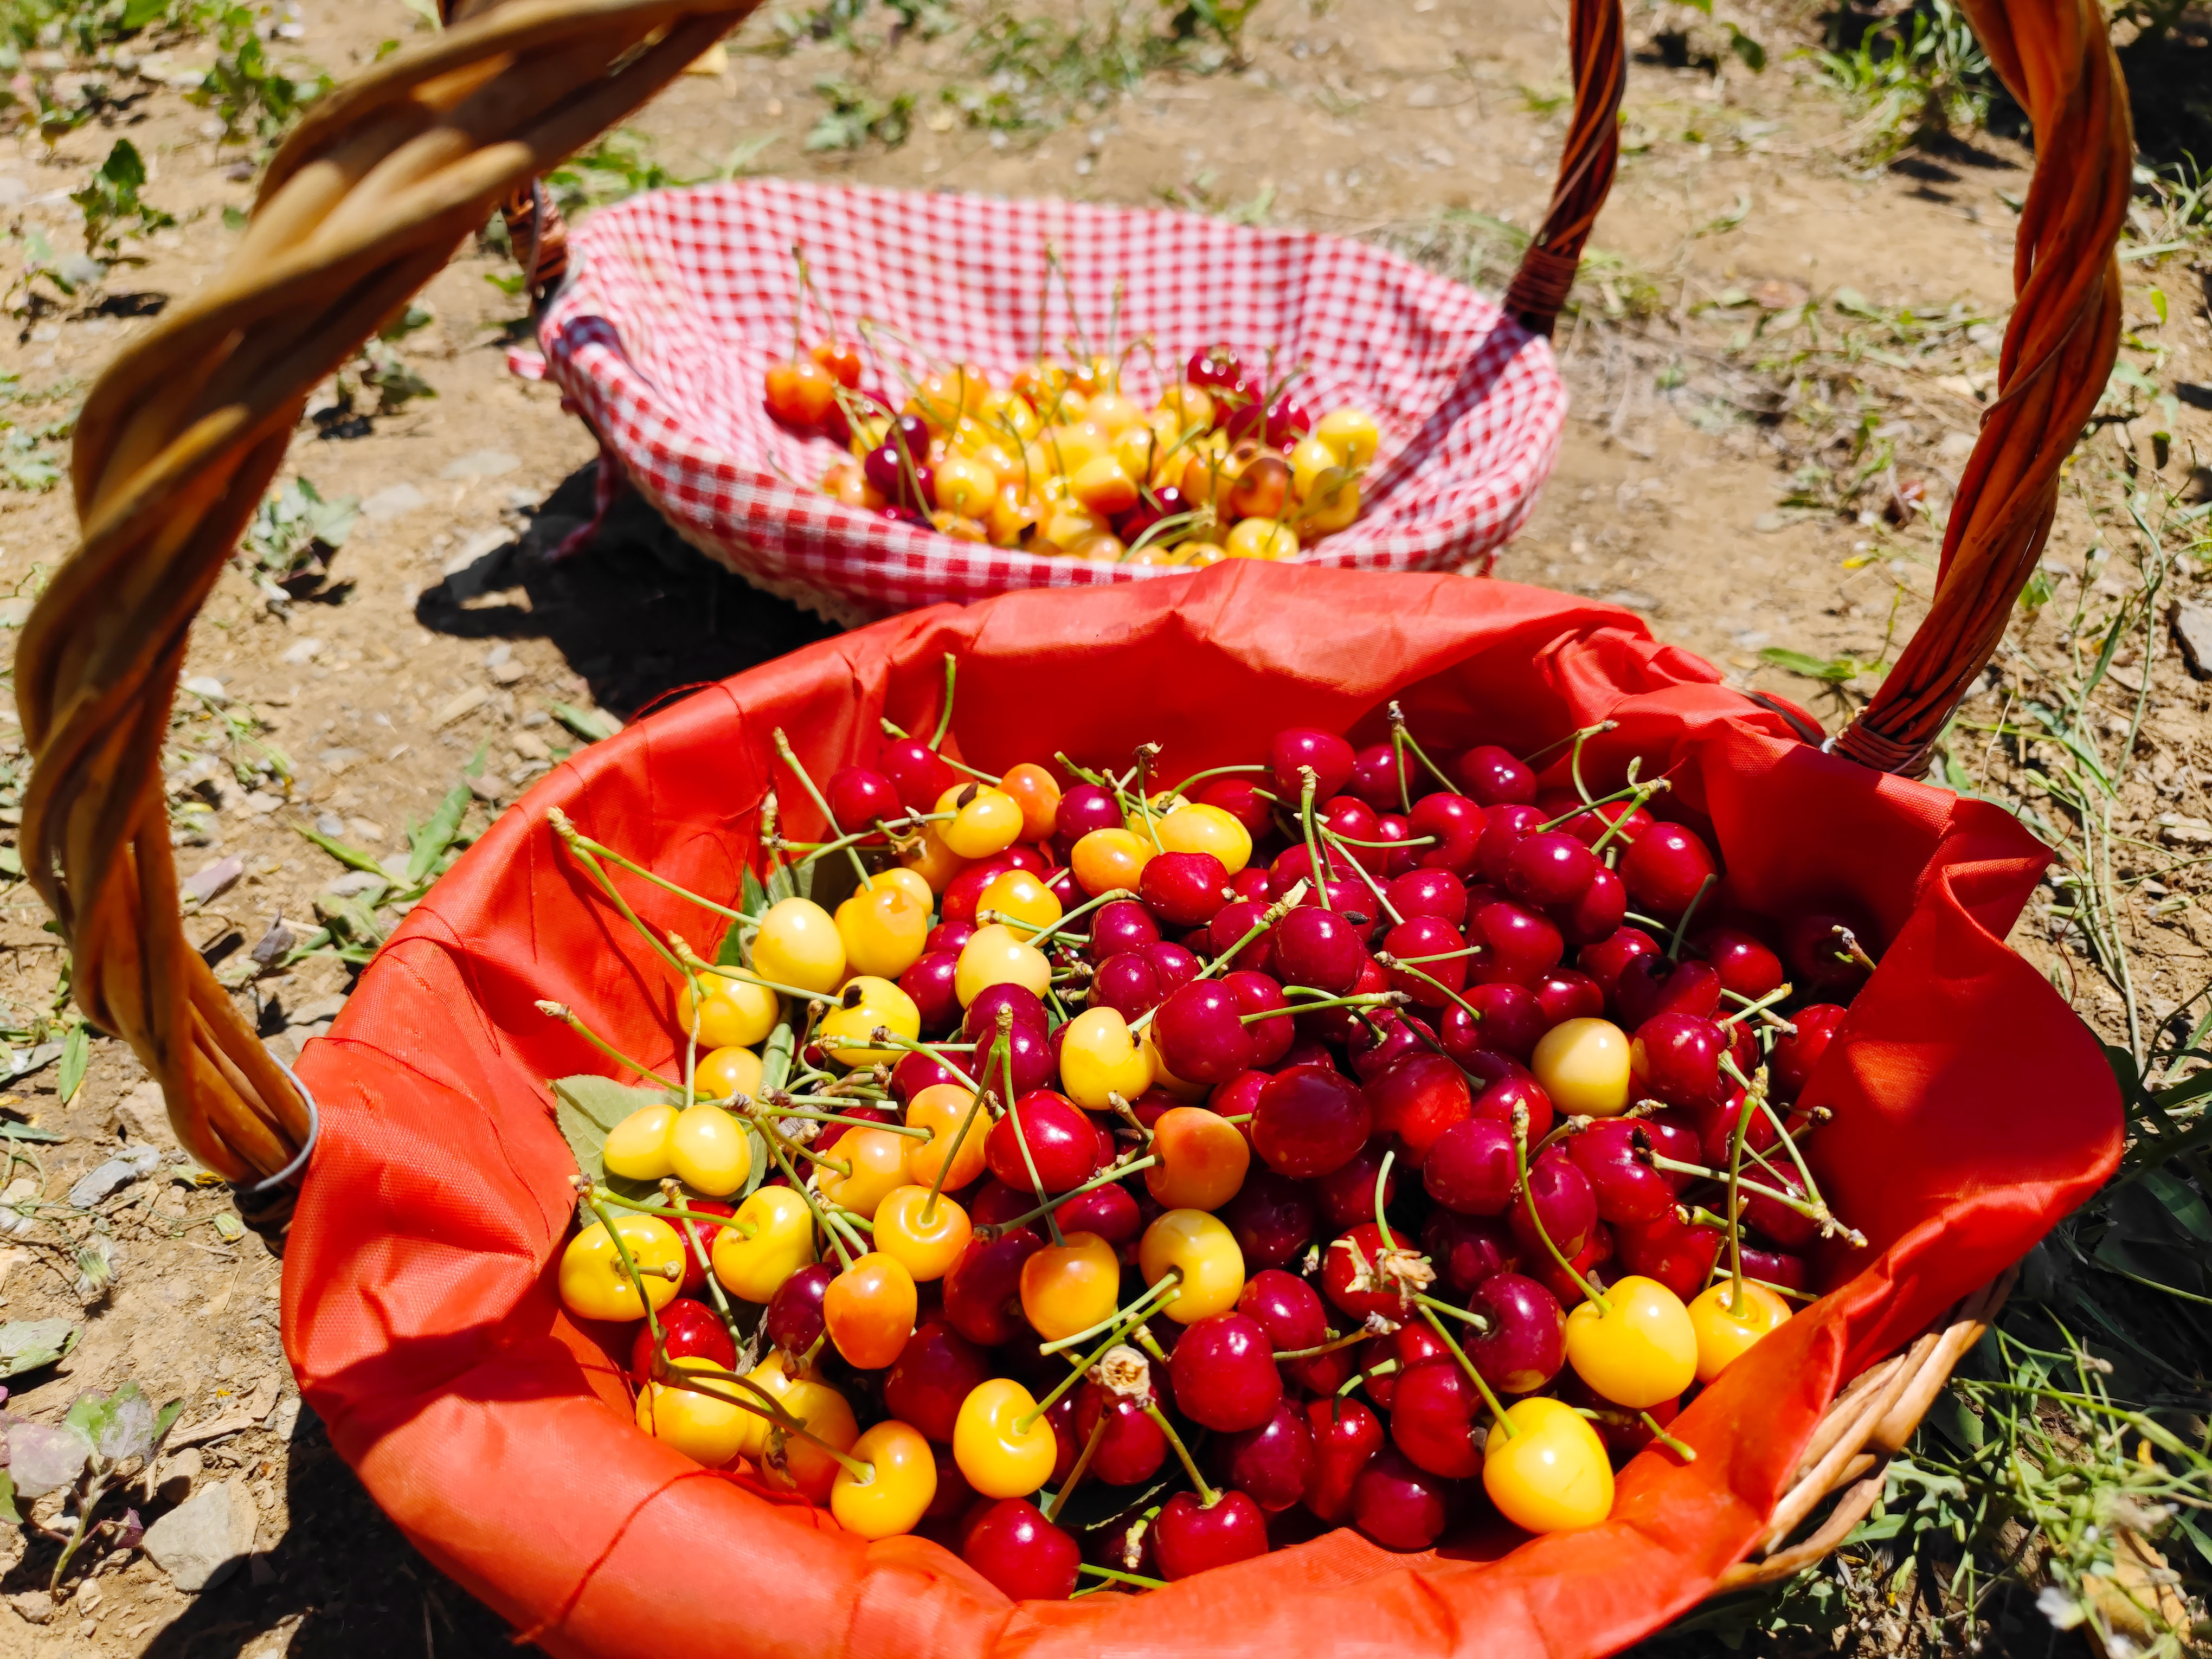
[538,182,1568,622]
[282,564,2117,1658]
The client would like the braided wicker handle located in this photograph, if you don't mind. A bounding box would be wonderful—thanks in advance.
[1507,0,1625,337]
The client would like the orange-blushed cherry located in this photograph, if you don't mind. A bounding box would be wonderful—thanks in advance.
[712,1185,818,1303]
[1057,1006,1155,1108]
[824,1251,919,1369]
[809,338,863,388]
[901,825,969,893]
[1564,1274,1699,1408]
[1482,1396,1615,1534]
[765,358,838,427]
[1140,1208,1245,1322]
[1688,1281,1792,1382]
[561,1213,684,1322]
[835,879,931,979]
[760,1375,860,1503]
[953,1378,1058,1499]
[904,1083,991,1190]
[831,1419,938,1539]
[1070,827,1154,897]
[1070,455,1141,515]
[873,1185,974,1281]
[1145,1106,1250,1211]
[1018,1231,1120,1341]
[816,1125,912,1219]
[999,762,1062,841]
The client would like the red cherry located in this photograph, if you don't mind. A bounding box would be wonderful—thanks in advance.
[1252,1064,1371,1179]
[1532,969,1605,1027]
[1579,926,1663,1003]
[1188,344,1247,388]
[879,737,956,812]
[1169,1312,1283,1432]
[1630,1011,1728,1107]
[1194,775,1274,839]
[1505,831,1600,908]
[1441,982,1542,1063]
[1379,915,1466,1009]
[1264,396,1313,450]
[1423,1208,1517,1295]
[1741,1164,1821,1250]
[1465,1270,1567,1393]
[1369,813,1418,878]
[1140,850,1231,929]
[1772,1004,1847,1097]
[1620,822,1720,918]
[1270,727,1356,801]
[629,1297,735,1383]
[1471,1075,1554,1143]
[824,766,901,831]
[1092,951,1167,1022]
[941,1226,1044,1346]
[1319,793,1381,848]
[1363,1051,1473,1166]
[1409,793,1486,876]
[1692,924,1786,1001]
[1054,1181,1141,1248]
[1154,1489,1269,1580]
[1056,783,1124,843]
[1310,1140,1397,1231]
[884,1321,991,1442]
[1473,900,1564,985]
[1567,1118,1677,1224]
[1688,1085,1779,1168]
[898,950,962,1035]
[1391,1359,1484,1477]
[962,982,1049,1043]
[1385,868,1467,928]
[1509,1150,1596,1261]
[966,1177,1030,1229]
[1073,1381,1168,1486]
[961,1499,1080,1600]
[1351,1445,1455,1551]
[1154,979,1259,1084]
[1218,1398,1316,1510]
[1534,1221,1615,1310]
[985,1090,1099,1193]
[1422,1117,1517,1216]
[1091,897,1162,956]
[1612,1211,1722,1303]
[1783,910,1877,995]
[891,1048,963,1103]
[1272,906,1366,995]
[764,1260,835,1355]
[1219,1171,1316,1270]
[1236,1266,1328,1353]
[1206,901,1278,976]
[1347,743,1406,809]
[1321,1221,1419,1322]
[1454,744,1536,807]
[1555,865,1628,948]
[1474,803,1545,886]
[1303,1396,1384,1523]
[1743,1244,1809,1293]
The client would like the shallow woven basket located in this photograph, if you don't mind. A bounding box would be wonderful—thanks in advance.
[13,0,2128,1618]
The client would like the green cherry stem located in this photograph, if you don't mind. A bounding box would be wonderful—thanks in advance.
[1641,1412,1697,1461]
[1513,1106,1610,1314]
[1143,1401,1219,1506]
[1297,768,1332,909]
[1314,823,1407,926]
[1417,1304,1517,1440]
[983,1156,1157,1239]
[1666,874,1719,962]
[923,1037,1001,1225]
[774,727,873,893]
[1045,1413,1110,1524]
[546,810,685,973]
[1385,702,1459,795]
[1077,1563,1168,1591]
[549,813,757,924]
[1021,886,1139,953]
[1038,1272,1182,1356]
[537,1001,679,1090]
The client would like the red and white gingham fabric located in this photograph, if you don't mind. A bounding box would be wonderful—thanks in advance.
[538,180,1568,623]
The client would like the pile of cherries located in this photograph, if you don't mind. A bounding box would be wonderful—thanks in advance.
[553,692,1874,1600]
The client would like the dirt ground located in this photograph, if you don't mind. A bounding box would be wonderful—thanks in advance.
[0,0,2203,1651]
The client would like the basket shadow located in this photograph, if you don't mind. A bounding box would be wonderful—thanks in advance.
[412,460,840,721]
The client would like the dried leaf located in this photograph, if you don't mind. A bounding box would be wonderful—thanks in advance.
[7,1420,89,1497]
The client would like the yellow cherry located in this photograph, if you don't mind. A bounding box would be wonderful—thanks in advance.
[636,1356,753,1467]
[1688,1281,1793,1383]
[1156,802,1253,874]
[1300,473,1360,536]
[729,1349,802,1463]
[696,1045,763,1102]
[942,787,1026,860]
[560,1214,683,1323]
[1070,454,1140,516]
[954,924,1051,1006]
[1564,1274,1700,1409]
[1290,435,1345,499]
[1482,1396,1615,1534]
[1138,1208,1245,1323]
[953,1378,1058,1500]
[872,1186,974,1281]
[669,1103,752,1197]
[934,454,998,517]
[831,1419,938,1540]
[712,1185,817,1303]
[677,974,780,1049]
[1224,517,1297,561]
[1056,1007,1156,1109]
[817,975,921,1069]
[977,867,1063,931]
[752,897,846,995]
[603,1104,678,1182]
[1315,406,1380,467]
[835,880,931,979]
[1532,1017,1634,1117]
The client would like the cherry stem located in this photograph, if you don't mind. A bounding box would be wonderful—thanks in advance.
[1338,1357,1399,1397]
[775,728,872,893]
[1372,954,1490,1031]
[1385,702,1459,796]
[1513,1106,1610,1314]
[1411,1293,1492,1333]
[1719,985,1796,1028]
[759,1098,928,1139]
[1077,1563,1167,1591]
[930,653,959,750]
[1373,1147,1398,1240]
[1296,769,1333,908]
[1038,1272,1182,1356]
[590,1186,742,1232]
[983,1155,1156,1238]
[547,811,686,973]
[1417,1304,1517,1440]
[924,1053,998,1225]
[1272,1328,1368,1362]
[1045,1413,1110,1524]
[1722,1066,1752,1315]
[549,814,756,924]
[993,1009,1065,1246]
[1568,723,1602,806]
[1725,1055,1834,1219]
[1130,743,1165,853]
[578,1184,670,1348]
[1641,1412,1697,1460]
[536,1001,680,1091]
[658,1177,747,1350]
[1313,822,1405,925]
[1644,1149,1861,1243]
[691,958,838,1007]
[1022,886,1137,953]
[1142,1401,1218,1506]
[1666,874,1719,962]
[868,1028,985,1094]
[1535,772,1666,839]
[1168,762,1270,796]
[1238,989,1400,1024]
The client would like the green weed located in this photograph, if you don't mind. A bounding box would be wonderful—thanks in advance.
[806,78,914,150]
[1811,0,1997,162]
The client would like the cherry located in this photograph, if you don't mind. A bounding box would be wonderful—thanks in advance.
[1092,897,1162,956]
[961,1498,1080,1600]
[1219,1171,1316,1270]
[764,1260,835,1355]
[1346,743,1405,810]
[1742,1244,1809,1293]
[1688,1086,1778,1169]
[1321,1221,1420,1322]
[1612,1211,1721,1303]
[1270,727,1356,801]
[891,1047,963,1103]
[1303,1396,1384,1523]
[1207,901,1278,975]
[1189,344,1247,389]
[1219,1398,1316,1511]
[1409,793,1486,877]
[884,1321,991,1442]
[1566,1119,1676,1225]
[1475,803,1546,886]
[1579,927,1663,1004]
[1371,813,1418,878]
[1074,1382,1168,1485]
[1365,1051,1473,1166]
[1455,744,1537,807]
[1265,396,1313,450]
[1449,982,1544,1061]
[1424,1208,1517,1296]
[1141,850,1231,929]
[1352,1445,1455,1551]
[1311,1141,1397,1230]
[1620,822,1719,919]
[1271,906,1366,995]
[1051,785,1118,846]
[1154,1489,1269,1580]
[1541,793,1652,852]
[1252,1064,1371,1179]
[864,443,936,511]
[1557,866,1629,949]
[1462,1271,1567,1394]
[1319,794,1382,848]
[1154,979,1259,1084]
[963,982,1048,1042]
[1387,868,1468,928]
[898,950,963,1034]
[1473,900,1564,985]
[1422,1116,1517,1215]
[1351,1334,1406,1410]
[1346,1009,1435,1082]
[1741,1165,1821,1250]
[1615,957,1723,1028]
[941,1226,1044,1346]
[1692,924,1786,1001]
[629,1297,735,1383]
[985,1090,1099,1193]
[1533,969,1605,1027]
[1055,1180,1142,1248]
[1381,915,1465,1008]
[1783,910,1876,995]
[940,854,1027,927]
[1092,951,1168,1021]
[1509,1151,1597,1261]
[1630,1012,1727,1107]
[1197,776,1275,840]
[964,1178,1028,1229]
[1391,1359,1484,1479]
[1169,1312,1283,1432]
[824,766,901,832]
[1534,1223,1613,1311]
[925,919,976,954]
[1472,1076,1555,1143]
[1639,1110,1705,1186]
[1506,832,1600,908]
[1143,940,1202,997]
[1771,1004,1847,1097]
[879,738,956,812]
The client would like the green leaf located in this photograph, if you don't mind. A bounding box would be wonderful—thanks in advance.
[1922,1390,1984,1452]
[2140,1165,2212,1242]
[549,702,621,745]
[120,0,167,28]
[396,0,442,27]
[463,741,488,779]
[483,271,526,298]
[1759,646,1866,684]
[550,1075,678,1195]
[65,1390,112,1448]
[152,1397,185,1452]
[0,846,21,878]
[2150,288,2169,326]
[407,783,470,883]
[0,1318,78,1379]
[56,1021,87,1105]
[1726,25,1765,70]
[221,205,248,232]
[292,824,385,876]
[0,1471,20,1526]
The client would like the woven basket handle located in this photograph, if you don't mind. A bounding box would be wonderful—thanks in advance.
[1835,0,2130,773]
[1504,0,1625,338]
[14,0,757,1187]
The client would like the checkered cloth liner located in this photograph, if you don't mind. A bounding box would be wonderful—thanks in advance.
[537,179,1570,623]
